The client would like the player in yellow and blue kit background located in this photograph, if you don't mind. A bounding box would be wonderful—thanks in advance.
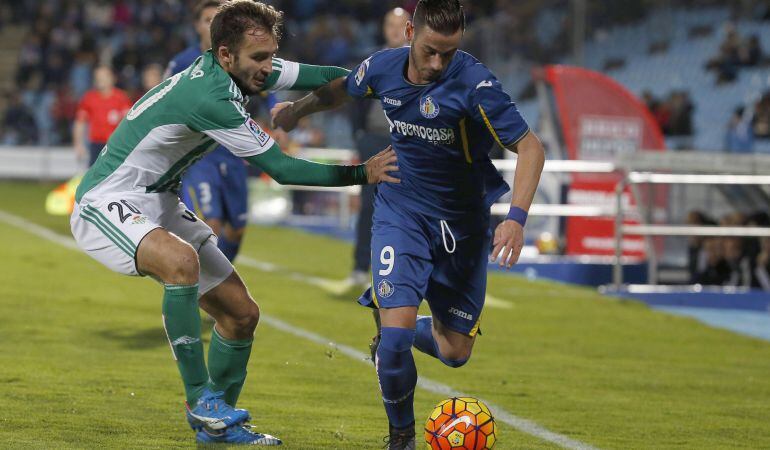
[272,1,545,448]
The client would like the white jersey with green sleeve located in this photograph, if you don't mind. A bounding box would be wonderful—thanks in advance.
[75,51,304,203]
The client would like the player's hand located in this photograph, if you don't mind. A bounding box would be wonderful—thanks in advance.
[364,146,400,184]
[271,101,298,131]
[490,219,524,268]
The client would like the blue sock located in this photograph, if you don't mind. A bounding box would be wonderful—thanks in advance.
[413,316,469,368]
[376,327,417,428]
[413,315,438,358]
[217,236,240,262]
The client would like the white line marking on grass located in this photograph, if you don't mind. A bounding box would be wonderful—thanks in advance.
[0,210,80,250]
[262,314,598,450]
[0,209,596,450]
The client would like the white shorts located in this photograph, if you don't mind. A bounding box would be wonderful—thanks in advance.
[70,191,233,295]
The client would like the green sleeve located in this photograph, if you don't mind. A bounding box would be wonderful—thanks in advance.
[245,143,367,186]
[264,58,350,91]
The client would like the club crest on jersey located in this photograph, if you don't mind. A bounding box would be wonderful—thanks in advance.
[419,95,440,119]
[247,118,270,147]
[131,214,148,225]
[377,279,395,298]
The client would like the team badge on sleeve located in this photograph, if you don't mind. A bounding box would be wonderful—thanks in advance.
[420,95,440,119]
[246,118,271,147]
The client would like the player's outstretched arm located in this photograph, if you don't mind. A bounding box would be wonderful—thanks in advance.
[271,78,352,132]
[490,131,545,268]
[265,59,349,92]
[245,143,399,186]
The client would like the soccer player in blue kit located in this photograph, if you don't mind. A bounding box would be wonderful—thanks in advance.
[272,0,545,448]
[167,0,276,262]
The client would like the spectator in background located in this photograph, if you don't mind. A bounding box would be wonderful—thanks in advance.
[706,23,741,83]
[667,91,693,136]
[132,63,164,102]
[0,91,38,145]
[723,237,752,287]
[51,84,79,144]
[754,237,770,291]
[687,210,716,283]
[346,6,411,286]
[752,91,770,139]
[725,106,754,152]
[694,237,731,285]
[745,211,769,278]
[653,96,671,135]
[641,90,658,115]
[72,66,132,167]
[739,34,763,66]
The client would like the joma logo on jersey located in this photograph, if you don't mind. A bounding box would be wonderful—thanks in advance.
[383,97,402,107]
[448,307,472,321]
[392,120,455,144]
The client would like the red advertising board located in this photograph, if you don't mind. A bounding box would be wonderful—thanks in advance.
[543,65,666,257]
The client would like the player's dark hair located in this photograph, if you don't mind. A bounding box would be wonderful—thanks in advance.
[193,0,221,21]
[412,0,465,35]
[210,0,283,53]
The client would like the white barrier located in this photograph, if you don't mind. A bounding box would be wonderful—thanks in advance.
[613,173,770,287]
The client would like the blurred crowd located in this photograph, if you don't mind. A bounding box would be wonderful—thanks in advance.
[642,90,694,141]
[686,210,770,291]
[0,0,534,146]
[726,89,770,153]
[706,23,765,84]
[0,0,682,147]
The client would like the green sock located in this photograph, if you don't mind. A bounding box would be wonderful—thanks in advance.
[162,283,209,406]
[208,327,253,407]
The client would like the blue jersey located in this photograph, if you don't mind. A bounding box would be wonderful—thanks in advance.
[345,47,529,219]
[166,44,202,78]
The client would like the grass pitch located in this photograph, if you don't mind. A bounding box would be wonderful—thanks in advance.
[1,181,769,449]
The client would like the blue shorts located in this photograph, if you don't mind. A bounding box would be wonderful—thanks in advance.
[359,195,490,337]
[180,152,249,229]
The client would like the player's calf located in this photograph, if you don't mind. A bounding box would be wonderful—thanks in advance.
[377,327,418,436]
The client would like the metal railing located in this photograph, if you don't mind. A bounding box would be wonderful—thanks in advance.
[612,173,770,288]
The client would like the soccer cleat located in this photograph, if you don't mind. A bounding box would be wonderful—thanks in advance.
[383,423,416,450]
[369,308,382,365]
[185,389,251,431]
[196,424,283,445]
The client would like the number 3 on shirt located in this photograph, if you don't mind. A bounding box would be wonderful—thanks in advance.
[379,245,395,276]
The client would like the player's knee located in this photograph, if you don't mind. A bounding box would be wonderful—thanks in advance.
[234,301,260,334]
[437,348,471,368]
[166,244,200,285]
[223,226,245,243]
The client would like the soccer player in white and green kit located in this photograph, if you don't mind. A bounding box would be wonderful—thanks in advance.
[69,1,399,445]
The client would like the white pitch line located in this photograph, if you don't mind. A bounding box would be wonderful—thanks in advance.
[262,315,598,450]
[0,208,597,450]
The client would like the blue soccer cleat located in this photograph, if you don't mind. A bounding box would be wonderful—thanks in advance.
[185,389,251,431]
[196,424,283,445]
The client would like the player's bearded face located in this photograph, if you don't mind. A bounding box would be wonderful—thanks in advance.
[408,25,462,83]
[229,30,277,96]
